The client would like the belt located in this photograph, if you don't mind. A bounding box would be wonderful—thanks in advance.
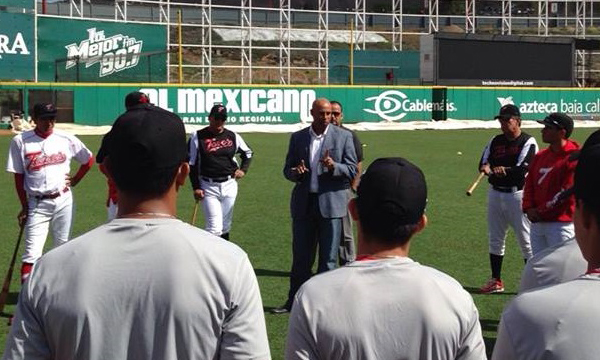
[493,185,522,193]
[34,187,69,200]
[201,175,232,183]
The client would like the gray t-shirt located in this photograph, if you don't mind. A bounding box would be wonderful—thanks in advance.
[3,218,271,360]
[285,257,486,360]
[494,275,600,360]
[519,237,587,293]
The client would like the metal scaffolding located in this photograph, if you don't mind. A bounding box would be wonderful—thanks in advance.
[201,0,212,84]
[240,0,252,84]
[537,0,548,36]
[465,0,475,34]
[354,0,366,50]
[391,0,402,51]
[69,0,84,17]
[278,0,291,84]
[317,0,328,84]
[428,0,439,33]
[46,0,600,86]
[502,0,512,35]
[576,0,587,87]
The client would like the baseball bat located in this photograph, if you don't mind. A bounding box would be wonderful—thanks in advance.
[0,225,25,314]
[190,200,199,225]
[466,172,486,196]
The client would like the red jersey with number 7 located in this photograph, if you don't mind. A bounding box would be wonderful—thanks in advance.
[522,139,580,222]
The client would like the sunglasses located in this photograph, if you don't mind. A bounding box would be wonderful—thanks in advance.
[332,112,341,116]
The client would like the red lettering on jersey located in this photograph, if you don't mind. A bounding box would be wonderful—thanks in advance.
[26,152,67,171]
[204,138,233,153]
[492,145,506,157]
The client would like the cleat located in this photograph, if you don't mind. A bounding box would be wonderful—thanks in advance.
[480,278,505,294]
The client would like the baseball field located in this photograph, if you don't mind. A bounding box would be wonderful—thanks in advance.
[0,127,597,359]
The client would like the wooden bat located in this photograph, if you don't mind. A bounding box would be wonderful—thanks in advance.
[0,225,25,314]
[190,200,199,225]
[466,172,486,196]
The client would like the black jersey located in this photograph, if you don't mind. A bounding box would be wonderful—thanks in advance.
[188,128,253,189]
[479,132,538,189]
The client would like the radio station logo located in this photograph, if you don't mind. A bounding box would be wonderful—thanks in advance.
[65,27,143,77]
[363,90,456,121]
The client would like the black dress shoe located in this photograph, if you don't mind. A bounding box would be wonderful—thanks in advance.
[271,305,291,314]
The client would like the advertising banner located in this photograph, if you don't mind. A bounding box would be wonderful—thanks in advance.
[448,88,600,120]
[0,12,35,81]
[2,83,600,126]
[37,17,167,82]
[134,86,444,125]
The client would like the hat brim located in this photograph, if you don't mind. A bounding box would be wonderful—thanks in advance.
[36,114,56,120]
[495,115,512,120]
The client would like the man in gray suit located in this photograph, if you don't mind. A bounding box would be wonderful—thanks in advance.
[273,98,358,314]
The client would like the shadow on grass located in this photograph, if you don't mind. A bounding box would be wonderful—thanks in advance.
[255,269,290,277]
[484,336,496,359]
[463,286,517,296]
[481,320,499,358]
[480,319,499,332]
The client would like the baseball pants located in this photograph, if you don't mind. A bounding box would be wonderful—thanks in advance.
[339,188,356,265]
[530,222,575,255]
[487,188,533,259]
[23,191,73,264]
[201,178,238,236]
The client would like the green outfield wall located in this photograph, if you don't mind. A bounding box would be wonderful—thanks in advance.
[1,83,600,126]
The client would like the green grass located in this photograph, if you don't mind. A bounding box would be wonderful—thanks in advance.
[0,127,596,359]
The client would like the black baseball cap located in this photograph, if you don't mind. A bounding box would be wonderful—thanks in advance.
[537,112,574,138]
[494,104,521,120]
[209,103,227,121]
[96,104,186,174]
[125,91,151,110]
[33,103,57,120]
[574,129,600,210]
[357,157,427,227]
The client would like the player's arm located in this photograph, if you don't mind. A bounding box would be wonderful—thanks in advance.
[219,255,271,359]
[234,133,253,179]
[536,156,577,219]
[456,304,487,360]
[187,135,204,200]
[13,173,27,226]
[69,157,94,188]
[8,138,28,226]
[3,268,52,360]
[491,318,518,360]
[503,137,538,178]
[285,295,319,360]
[522,155,539,219]
[478,140,492,175]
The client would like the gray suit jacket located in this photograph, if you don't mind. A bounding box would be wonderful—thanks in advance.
[283,124,358,219]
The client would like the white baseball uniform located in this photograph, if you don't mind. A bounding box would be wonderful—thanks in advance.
[188,128,253,237]
[2,218,271,360]
[480,133,538,259]
[286,257,486,360]
[519,236,587,293]
[493,273,600,360]
[6,129,92,264]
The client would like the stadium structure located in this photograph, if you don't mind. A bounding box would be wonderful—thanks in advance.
[38,0,600,86]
